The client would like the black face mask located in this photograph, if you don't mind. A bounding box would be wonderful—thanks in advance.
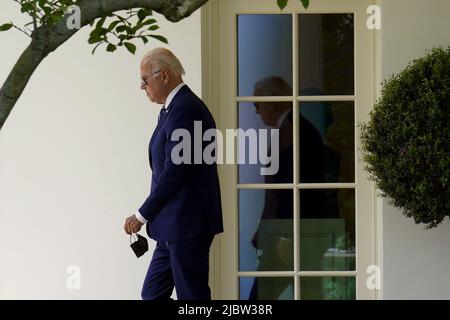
[130,233,149,258]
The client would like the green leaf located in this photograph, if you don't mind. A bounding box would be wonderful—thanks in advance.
[299,0,310,9]
[89,28,101,38]
[147,25,159,31]
[42,6,52,15]
[124,42,136,55]
[90,27,108,39]
[0,23,13,31]
[95,16,106,29]
[21,3,34,13]
[142,19,157,26]
[149,35,168,44]
[131,25,141,34]
[138,8,152,20]
[116,25,127,33]
[277,0,288,10]
[137,9,148,21]
[88,35,103,44]
[107,20,120,31]
[106,44,117,52]
[98,27,108,36]
[50,14,64,25]
[141,36,148,44]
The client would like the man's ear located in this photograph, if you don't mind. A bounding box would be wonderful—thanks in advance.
[161,70,168,82]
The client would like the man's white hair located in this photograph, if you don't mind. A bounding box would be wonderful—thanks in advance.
[253,76,292,96]
[141,47,185,77]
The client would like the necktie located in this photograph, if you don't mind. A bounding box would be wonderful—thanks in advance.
[157,106,167,125]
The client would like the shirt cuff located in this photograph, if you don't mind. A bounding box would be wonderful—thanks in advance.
[135,211,148,224]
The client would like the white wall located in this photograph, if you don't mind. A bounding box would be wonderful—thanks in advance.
[380,0,450,299]
[0,2,201,299]
[2,0,450,301]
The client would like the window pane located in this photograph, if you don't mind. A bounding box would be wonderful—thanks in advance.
[240,277,294,300]
[301,277,356,300]
[299,14,354,95]
[300,101,355,183]
[239,189,293,271]
[238,14,293,96]
[238,102,293,184]
[300,189,355,271]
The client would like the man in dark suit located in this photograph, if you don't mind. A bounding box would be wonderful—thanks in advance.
[124,48,223,300]
[249,76,325,299]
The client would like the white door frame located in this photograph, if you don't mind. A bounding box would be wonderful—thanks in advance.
[201,0,383,300]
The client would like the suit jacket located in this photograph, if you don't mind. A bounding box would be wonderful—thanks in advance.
[139,85,224,241]
[259,110,326,221]
[254,110,327,250]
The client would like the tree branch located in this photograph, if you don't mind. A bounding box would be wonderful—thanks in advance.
[0,0,210,130]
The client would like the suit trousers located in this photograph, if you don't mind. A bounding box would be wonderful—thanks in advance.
[141,234,214,300]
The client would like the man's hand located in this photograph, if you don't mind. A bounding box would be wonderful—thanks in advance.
[124,214,144,235]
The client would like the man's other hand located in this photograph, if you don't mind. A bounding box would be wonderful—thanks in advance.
[124,214,144,234]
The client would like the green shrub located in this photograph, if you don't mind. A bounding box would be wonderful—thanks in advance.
[360,46,450,228]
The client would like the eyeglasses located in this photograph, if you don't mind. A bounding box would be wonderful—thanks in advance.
[141,69,162,88]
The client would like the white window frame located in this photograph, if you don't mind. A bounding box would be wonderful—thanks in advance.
[202,0,383,300]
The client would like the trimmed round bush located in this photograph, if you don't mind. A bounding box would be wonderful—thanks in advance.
[360,46,450,228]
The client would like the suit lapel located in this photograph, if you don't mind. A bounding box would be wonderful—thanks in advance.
[149,110,166,151]
[148,85,191,170]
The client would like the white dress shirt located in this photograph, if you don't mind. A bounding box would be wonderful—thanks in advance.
[135,82,186,224]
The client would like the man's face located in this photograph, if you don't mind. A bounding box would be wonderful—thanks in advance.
[254,102,277,127]
[140,63,165,104]
[253,88,275,127]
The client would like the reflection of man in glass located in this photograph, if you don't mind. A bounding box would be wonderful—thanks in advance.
[249,76,325,300]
